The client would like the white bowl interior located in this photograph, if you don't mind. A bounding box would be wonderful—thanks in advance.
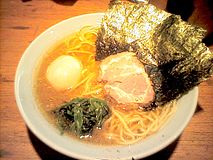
[15,13,198,160]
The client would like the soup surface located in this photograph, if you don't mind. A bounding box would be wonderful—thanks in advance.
[34,26,176,145]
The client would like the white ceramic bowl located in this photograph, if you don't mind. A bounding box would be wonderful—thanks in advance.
[15,13,198,160]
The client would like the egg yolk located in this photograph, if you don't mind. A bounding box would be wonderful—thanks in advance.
[46,55,82,91]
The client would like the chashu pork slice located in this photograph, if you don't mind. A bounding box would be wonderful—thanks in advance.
[99,52,154,105]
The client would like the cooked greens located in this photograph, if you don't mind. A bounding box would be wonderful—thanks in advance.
[96,0,213,109]
[53,98,110,136]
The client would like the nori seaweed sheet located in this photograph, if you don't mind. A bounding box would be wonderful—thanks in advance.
[96,0,213,109]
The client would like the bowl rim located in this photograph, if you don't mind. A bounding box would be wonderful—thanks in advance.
[15,12,199,160]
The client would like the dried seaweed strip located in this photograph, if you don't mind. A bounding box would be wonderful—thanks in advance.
[143,15,212,106]
[96,0,213,109]
[96,1,170,61]
[96,1,134,60]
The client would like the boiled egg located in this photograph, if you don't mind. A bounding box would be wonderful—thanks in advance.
[46,55,82,91]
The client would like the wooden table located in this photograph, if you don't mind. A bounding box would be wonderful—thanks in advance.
[0,0,212,159]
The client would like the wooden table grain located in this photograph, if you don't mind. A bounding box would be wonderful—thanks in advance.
[0,0,213,159]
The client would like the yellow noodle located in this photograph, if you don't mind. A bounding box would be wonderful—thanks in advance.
[73,73,92,89]
[67,50,94,55]
[83,73,96,94]
[104,101,177,145]
[82,88,102,96]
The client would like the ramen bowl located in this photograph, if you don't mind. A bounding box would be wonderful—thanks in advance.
[15,13,198,159]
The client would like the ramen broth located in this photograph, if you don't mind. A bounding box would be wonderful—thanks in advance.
[34,26,176,145]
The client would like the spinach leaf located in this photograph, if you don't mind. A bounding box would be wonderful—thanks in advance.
[53,97,110,136]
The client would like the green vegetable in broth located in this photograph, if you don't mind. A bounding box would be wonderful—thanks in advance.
[53,98,110,136]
